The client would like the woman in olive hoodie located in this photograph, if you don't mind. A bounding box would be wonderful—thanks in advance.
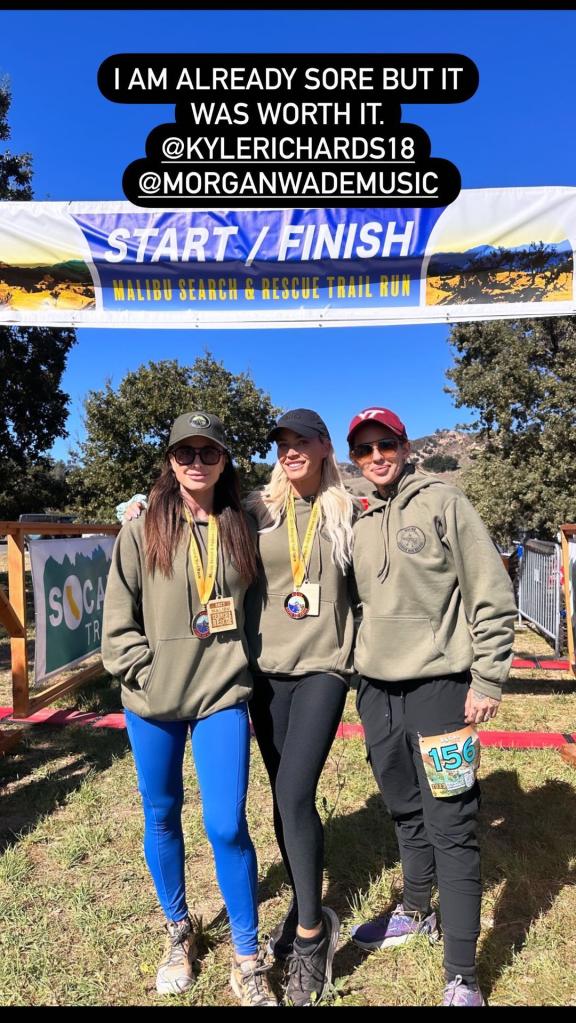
[102,412,276,1008]
[346,406,516,1008]
[244,408,357,1008]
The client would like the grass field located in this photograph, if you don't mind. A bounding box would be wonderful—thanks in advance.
[1,556,575,1005]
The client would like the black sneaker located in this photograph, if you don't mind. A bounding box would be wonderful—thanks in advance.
[284,907,340,1007]
[267,901,298,961]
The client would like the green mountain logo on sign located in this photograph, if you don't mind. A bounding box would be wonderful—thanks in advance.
[44,546,112,675]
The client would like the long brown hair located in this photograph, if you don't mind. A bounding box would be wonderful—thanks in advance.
[144,456,259,583]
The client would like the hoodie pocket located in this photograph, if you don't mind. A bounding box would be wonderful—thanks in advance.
[140,644,161,693]
[139,638,204,717]
[357,615,452,680]
[254,592,346,672]
[142,636,249,719]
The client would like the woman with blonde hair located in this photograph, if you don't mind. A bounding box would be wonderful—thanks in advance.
[245,408,357,1007]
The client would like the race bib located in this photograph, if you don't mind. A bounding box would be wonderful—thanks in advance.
[419,725,480,799]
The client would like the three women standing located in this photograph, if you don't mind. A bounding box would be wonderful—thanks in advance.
[107,402,515,1007]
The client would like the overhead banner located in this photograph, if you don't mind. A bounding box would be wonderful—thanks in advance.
[29,536,116,685]
[0,187,574,328]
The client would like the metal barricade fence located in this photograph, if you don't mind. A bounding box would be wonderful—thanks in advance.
[517,539,562,654]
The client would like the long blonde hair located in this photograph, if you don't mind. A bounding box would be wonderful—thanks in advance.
[248,448,357,574]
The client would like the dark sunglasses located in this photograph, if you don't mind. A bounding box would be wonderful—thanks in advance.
[171,445,224,466]
[350,438,404,462]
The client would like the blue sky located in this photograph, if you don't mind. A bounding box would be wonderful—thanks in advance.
[1,8,575,462]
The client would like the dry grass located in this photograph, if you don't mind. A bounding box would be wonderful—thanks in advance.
[1,570,575,1005]
[1,724,575,1006]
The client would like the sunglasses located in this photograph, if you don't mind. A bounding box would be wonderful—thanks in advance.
[350,438,404,462]
[171,445,224,466]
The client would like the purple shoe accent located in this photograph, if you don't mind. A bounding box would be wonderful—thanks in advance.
[443,975,486,1006]
[351,902,440,950]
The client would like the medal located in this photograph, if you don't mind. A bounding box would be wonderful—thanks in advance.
[284,494,320,620]
[207,597,237,633]
[183,505,238,638]
[284,590,310,619]
[192,609,211,640]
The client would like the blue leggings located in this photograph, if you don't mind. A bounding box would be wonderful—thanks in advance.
[124,703,259,956]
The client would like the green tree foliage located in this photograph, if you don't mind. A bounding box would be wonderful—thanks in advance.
[446,317,576,543]
[0,82,32,199]
[421,453,459,473]
[0,82,76,519]
[0,459,70,520]
[69,353,281,519]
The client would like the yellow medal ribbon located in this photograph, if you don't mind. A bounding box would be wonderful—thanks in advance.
[183,506,218,606]
[286,493,321,589]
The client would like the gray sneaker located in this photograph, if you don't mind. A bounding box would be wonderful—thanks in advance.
[230,952,278,1006]
[267,901,298,961]
[284,907,340,1007]
[156,916,197,995]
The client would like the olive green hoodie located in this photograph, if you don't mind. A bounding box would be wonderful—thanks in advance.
[245,492,355,676]
[102,514,253,720]
[352,466,516,699]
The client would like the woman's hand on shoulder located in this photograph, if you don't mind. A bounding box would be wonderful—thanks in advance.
[123,501,146,522]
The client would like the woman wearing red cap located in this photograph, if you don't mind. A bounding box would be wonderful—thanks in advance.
[346,406,516,1007]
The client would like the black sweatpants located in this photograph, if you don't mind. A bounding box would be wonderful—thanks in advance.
[249,672,348,930]
[356,672,481,982]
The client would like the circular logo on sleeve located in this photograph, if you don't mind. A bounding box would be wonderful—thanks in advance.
[190,414,210,427]
[397,526,426,554]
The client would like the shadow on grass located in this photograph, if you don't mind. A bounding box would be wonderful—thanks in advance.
[324,792,403,980]
[503,675,576,696]
[325,770,576,996]
[258,790,400,979]
[477,768,576,997]
[0,675,128,853]
[257,763,576,998]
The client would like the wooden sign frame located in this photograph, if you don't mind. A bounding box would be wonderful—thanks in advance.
[0,521,120,720]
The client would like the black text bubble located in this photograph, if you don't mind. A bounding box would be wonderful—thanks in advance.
[98,53,477,209]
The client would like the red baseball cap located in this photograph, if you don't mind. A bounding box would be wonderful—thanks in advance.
[347,407,408,445]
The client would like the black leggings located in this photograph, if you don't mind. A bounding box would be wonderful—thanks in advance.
[249,672,348,930]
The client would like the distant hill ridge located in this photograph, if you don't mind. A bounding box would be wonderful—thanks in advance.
[339,429,483,495]
[429,240,572,274]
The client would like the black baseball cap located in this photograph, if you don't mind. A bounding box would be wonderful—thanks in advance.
[267,408,331,443]
[168,411,230,453]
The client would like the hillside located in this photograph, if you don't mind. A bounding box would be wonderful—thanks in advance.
[339,429,483,495]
